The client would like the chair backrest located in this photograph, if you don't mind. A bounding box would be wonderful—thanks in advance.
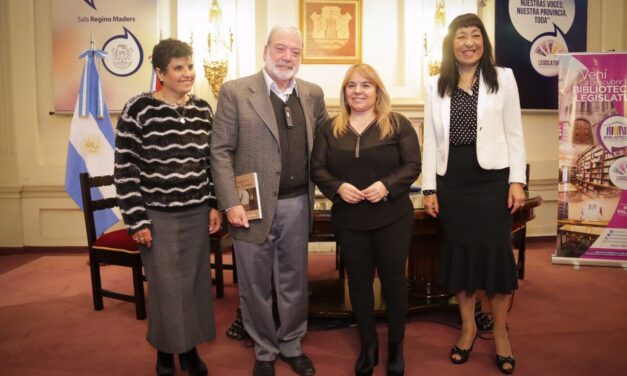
[79,173,118,246]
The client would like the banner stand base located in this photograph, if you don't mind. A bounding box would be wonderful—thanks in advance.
[551,255,627,269]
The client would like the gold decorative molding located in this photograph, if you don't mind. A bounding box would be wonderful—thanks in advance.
[0,185,22,199]
[18,185,71,199]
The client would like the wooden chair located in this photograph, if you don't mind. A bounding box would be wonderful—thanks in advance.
[79,173,146,320]
[209,229,237,299]
[512,163,531,279]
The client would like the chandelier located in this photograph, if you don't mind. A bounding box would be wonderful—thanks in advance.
[203,0,233,98]
[424,0,447,76]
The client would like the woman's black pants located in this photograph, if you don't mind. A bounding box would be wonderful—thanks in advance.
[334,210,414,344]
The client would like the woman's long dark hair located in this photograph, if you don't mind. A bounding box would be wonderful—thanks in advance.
[437,13,498,97]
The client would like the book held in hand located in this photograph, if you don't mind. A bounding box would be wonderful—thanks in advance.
[236,172,262,220]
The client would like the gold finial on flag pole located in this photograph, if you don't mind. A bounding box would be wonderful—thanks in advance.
[90,31,95,51]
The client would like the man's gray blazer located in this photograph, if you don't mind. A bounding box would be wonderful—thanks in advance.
[210,70,329,244]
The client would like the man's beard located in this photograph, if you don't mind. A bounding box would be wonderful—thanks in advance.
[265,56,299,81]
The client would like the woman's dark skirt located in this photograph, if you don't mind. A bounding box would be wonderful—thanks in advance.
[437,145,518,297]
[141,203,216,353]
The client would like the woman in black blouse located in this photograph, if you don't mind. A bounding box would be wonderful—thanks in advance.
[114,39,221,376]
[311,64,421,376]
[422,14,526,374]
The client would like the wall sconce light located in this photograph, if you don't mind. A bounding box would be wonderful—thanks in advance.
[203,0,233,98]
[423,0,447,76]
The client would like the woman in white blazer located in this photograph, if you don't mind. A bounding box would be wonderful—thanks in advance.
[422,13,526,374]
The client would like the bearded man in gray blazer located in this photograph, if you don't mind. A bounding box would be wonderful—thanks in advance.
[211,25,329,376]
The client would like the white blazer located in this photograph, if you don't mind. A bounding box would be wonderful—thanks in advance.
[421,67,527,191]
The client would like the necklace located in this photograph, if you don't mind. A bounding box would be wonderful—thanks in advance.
[172,105,186,124]
[458,75,476,94]
[458,67,478,95]
[348,119,376,158]
[158,93,188,123]
[349,112,376,134]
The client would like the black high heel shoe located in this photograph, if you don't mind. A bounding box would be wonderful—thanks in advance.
[496,354,516,374]
[179,347,208,376]
[156,350,175,376]
[355,342,378,376]
[450,334,477,365]
[386,341,404,376]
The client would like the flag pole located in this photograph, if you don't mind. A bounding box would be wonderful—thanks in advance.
[65,34,119,235]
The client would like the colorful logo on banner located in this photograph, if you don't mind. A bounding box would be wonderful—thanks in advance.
[599,116,627,153]
[508,1,577,77]
[609,156,627,190]
[495,0,587,109]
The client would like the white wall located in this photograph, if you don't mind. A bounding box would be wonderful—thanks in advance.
[255,0,475,104]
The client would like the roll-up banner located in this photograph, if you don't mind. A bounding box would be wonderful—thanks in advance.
[554,52,627,267]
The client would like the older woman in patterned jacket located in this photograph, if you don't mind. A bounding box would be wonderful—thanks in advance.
[114,38,221,376]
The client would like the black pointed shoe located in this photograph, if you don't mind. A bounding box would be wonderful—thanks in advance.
[179,347,208,376]
[386,341,404,376]
[253,360,276,376]
[279,353,315,376]
[355,342,378,376]
[156,350,175,376]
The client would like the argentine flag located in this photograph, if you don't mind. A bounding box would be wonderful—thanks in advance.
[149,64,163,92]
[65,47,121,236]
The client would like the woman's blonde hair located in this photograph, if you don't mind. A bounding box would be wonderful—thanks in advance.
[333,64,397,139]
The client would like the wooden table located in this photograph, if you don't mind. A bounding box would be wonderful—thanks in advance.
[557,223,604,257]
[308,194,542,318]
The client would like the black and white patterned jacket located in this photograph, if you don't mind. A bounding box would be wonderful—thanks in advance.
[114,93,217,234]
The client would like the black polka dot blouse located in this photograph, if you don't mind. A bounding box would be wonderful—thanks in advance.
[449,68,480,146]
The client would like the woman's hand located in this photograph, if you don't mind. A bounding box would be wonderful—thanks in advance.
[423,194,439,218]
[337,182,365,204]
[508,183,526,214]
[209,208,222,234]
[132,228,152,248]
[362,181,388,203]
